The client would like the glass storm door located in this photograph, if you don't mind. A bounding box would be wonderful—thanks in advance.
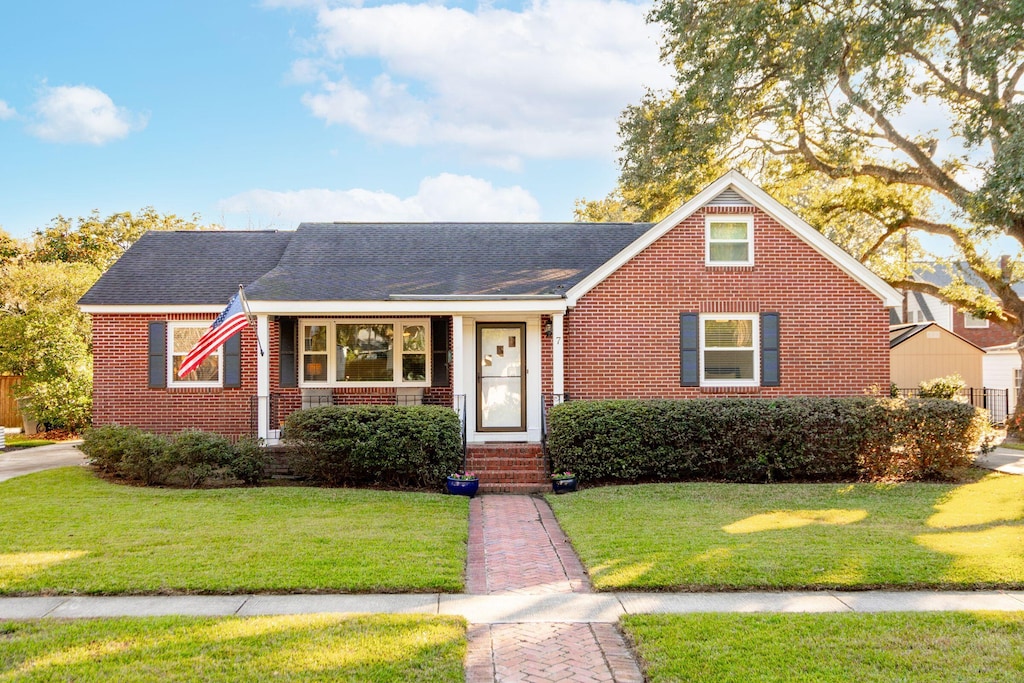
[477,323,526,432]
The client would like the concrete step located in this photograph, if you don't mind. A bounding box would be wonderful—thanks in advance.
[479,481,550,494]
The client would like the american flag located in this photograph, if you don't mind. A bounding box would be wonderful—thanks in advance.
[177,292,249,379]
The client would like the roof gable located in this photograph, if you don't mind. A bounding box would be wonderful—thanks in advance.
[565,171,902,307]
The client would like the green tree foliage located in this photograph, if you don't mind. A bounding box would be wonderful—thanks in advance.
[589,0,1024,418]
[1,209,214,431]
[32,207,214,270]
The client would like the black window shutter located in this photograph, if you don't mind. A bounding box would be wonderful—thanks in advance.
[148,321,167,388]
[431,316,451,387]
[223,333,241,388]
[761,312,780,387]
[278,317,297,388]
[680,313,699,387]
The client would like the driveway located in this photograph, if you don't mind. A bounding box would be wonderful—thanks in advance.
[0,441,87,483]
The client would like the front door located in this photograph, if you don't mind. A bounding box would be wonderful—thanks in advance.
[477,323,526,432]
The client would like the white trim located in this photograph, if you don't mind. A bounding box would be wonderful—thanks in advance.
[81,299,569,316]
[167,321,223,388]
[298,318,431,388]
[452,315,465,407]
[257,315,270,441]
[700,313,760,387]
[565,170,902,307]
[81,304,225,314]
[705,215,754,266]
[552,313,565,395]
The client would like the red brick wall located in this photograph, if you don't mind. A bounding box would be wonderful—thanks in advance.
[93,314,456,436]
[563,206,891,399]
[951,310,1017,348]
[91,313,259,437]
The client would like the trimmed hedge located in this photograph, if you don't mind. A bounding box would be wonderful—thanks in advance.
[546,397,988,483]
[81,426,272,487]
[283,405,463,488]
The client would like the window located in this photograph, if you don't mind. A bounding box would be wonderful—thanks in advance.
[964,312,989,328]
[700,315,759,386]
[300,319,429,386]
[706,216,753,265]
[168,322,221,387]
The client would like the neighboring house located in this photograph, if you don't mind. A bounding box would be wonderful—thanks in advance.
[78,171,900,444]
[899,263,1021,398]
[889,322,984,389]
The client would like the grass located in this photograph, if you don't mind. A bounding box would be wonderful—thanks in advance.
[0,437,56,450]
[999,440,1024,451]
[0,614,465,682]
[0,468,467,595]
[623,612,1024,682]
[547,471,1024,590]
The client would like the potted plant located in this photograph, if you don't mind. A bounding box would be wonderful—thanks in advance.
[551,471,577,494]
[446,472,479,497]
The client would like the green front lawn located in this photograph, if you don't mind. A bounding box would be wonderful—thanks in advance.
[0,614,465,682]
[624,613,1024,682]
[0,468,467,594]
[548,472,1024,590]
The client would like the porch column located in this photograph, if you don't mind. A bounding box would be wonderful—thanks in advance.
[552,312,565,399]
[451,315,465,408]
[257,314,270,440]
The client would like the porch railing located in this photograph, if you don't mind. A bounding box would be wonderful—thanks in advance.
[894,387,1010,425]
[540,393,568,473]
[249,393,468,459]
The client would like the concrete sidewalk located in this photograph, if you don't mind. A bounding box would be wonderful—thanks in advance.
[976,446,1024,475]
[3,590,1024,621]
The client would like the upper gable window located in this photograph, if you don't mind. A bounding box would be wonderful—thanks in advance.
[706,216,753,266]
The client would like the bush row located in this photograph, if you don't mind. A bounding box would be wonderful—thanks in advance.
[283,405,462,488]
[81,426,272,487]
[546,397,989,483]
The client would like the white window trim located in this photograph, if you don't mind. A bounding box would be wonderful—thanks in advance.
[168,321,223,388]
[299,318,431,388]
[699,313,760,387]
[705,215,754,266]
[963,312,990,329]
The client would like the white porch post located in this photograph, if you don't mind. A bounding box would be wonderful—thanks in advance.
[451,315,465,409]
[552,312,565,400]
[257,314,270,441]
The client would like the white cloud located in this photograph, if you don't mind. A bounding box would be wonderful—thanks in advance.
[28,85,147,145]
[287,0,671,164]
[217,173,541,226]
[0,100,15,120]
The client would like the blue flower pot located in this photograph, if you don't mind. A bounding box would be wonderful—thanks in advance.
[446,477,479,497]
[552,477,577,494]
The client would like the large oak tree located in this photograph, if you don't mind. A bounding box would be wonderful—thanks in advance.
[584,0,1024,417]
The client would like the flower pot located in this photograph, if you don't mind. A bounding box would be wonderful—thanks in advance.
[552,477,577,494]
[446,476,479,497]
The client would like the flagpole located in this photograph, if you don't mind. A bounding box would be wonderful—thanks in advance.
[239,284,265,357]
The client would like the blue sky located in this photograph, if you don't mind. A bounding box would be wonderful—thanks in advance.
[0,0,671,239]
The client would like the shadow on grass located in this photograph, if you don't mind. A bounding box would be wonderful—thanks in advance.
[549,473,1024,590]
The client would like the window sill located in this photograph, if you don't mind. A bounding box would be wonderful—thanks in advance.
[699,385,761,394]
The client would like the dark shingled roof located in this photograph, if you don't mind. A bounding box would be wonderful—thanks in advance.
[79,231,295,305]
[79,222,657,305]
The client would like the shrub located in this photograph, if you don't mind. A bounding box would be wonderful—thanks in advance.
[229,437,273,486]
[547,397,987,484]
[81,424,171,485]
[165,430,235,488]
[283,405,463,488]
[918,374,966,399]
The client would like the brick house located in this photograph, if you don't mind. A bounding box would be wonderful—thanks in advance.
[79,172,900,450]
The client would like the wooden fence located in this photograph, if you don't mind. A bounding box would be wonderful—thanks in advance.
[0,376,22,428]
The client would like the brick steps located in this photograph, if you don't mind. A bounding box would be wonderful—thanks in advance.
[466,443,548,494]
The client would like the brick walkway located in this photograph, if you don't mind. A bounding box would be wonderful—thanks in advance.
[465,496,644,683]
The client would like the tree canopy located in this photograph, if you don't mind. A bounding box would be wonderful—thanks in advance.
[1,209,216,431]
[584,0,1024,325]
